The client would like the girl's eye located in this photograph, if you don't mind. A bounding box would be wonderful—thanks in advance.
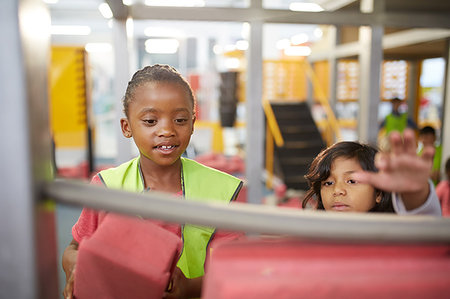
[175,118,188,124]
[347,179,357,184]
[143,119,156,125]
[322,181,333,186]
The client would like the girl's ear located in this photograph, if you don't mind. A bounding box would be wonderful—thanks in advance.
[191,114,196,135]
[375,191,382,204]
[120,118,132,138]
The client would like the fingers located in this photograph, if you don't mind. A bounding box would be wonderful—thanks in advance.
[402,129,417,155]
[421,145,435,163]
[388,129,417,156]
[388,131,403,155]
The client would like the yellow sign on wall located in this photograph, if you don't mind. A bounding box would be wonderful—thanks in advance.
[49,46,87,148]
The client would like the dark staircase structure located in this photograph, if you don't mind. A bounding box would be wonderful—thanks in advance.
[269,102,327,191]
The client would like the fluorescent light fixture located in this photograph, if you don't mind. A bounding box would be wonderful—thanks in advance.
[122,0,133,5]
[50,25,91,35]
[85,43,112,53]
[145,39,179,54]
[276,38,290,50]
[145,0,205,7]
[99,3,113,19]
[235,40,248,51]
[289,2,324,12]
[284,46,312,56]
[290,33,309,45]
[43,0,59,4]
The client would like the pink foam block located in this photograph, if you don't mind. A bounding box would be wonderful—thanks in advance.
[74,213,182,299]
[203,238,450,299]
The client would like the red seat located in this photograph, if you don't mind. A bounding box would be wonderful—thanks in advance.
[74,213,182,299]
[203,238,450,299]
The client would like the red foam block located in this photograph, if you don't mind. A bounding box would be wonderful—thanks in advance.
[74,213,182,299]
[203,238,450,299]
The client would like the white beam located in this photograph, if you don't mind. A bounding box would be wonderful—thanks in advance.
[309,29,450,62]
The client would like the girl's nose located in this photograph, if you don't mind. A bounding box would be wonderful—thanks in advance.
[333,182,346,196]
[157,120,175,137]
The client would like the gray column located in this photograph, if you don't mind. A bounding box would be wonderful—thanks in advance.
[113,19,133,164]
[245,20,264,204]
[1,0,58,298]
[407,60,419,120]
[328,26,339,111]
[358,0,384,144]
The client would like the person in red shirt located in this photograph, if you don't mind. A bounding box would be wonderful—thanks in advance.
[436,157,450,217]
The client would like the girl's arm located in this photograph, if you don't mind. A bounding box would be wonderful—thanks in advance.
[62,239,79,299]
[354,129,436,211]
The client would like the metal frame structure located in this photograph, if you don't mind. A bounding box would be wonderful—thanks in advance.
[2,0,450,298]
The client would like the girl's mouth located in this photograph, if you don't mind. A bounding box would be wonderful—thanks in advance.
[154,145,179,154]
[331,203,350,211]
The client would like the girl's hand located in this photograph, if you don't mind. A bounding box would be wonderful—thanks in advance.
[62,239,79,299]
[353,129,434,210]
[163,267,202,299]
[63,266,76,299]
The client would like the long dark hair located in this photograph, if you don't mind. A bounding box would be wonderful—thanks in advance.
[302,141,394,213]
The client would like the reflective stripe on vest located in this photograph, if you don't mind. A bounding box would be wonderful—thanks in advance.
[98,156,242,278]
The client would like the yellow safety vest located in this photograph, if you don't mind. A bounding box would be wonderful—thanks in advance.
[98,156,243,278]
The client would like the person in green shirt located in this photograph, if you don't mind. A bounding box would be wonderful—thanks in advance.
[418,125,442,185]
[379,98,417,135]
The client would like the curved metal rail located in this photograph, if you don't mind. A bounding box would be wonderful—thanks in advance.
[42,179,450,243]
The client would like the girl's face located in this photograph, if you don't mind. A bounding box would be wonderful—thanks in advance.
[121,82,195,167]
[320,157,381,212]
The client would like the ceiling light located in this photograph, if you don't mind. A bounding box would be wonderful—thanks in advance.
[145,39,179,54]
[99,3,113,19]
[43,0,59,4]
[145,0,205,7]
[122,0,133,5]
[289,2,324,12]
[50,25,91,35]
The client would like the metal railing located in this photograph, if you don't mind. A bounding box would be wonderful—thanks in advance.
[302,59,342,145]
[43,179,450,243]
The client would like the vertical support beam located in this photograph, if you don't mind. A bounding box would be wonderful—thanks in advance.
[328,26,339,111]
[113,19,133,164]
[358,0,384,144]
[245,20,264,204]
[407,60,419,121]
[441,39,450,178]
[1,0,58,298]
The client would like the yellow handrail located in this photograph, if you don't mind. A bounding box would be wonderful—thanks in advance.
[302,59,342,144]
[262,99,284,190]
[262,99,284,147]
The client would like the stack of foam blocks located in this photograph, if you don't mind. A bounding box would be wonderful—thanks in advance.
[74,213,182,299]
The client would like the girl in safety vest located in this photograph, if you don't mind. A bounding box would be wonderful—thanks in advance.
[302,129,441,215]
[62,64,243,299]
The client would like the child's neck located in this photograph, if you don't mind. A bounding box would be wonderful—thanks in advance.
[140,157,182,194]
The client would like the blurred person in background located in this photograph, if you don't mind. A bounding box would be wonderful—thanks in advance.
[418,125,442,185]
